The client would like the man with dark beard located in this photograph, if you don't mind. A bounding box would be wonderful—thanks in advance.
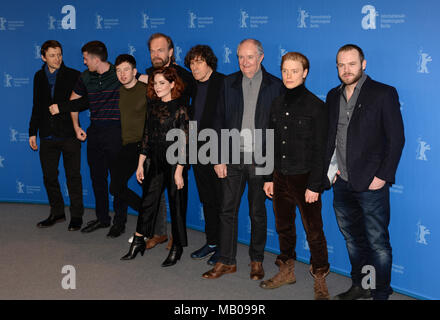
[323,44,405,300]
[140,33,195,250]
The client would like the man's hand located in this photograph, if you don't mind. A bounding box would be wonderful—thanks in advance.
[29,136,38,151]
[368,176,386,190]
[263,182,274,199]
[49,104,59,115]
[305,189,319,203]
[138,74,149,84]
[214,164,227,178]
[75,127,87,141]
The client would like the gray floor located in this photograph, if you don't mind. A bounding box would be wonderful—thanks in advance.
[0,203,414,300]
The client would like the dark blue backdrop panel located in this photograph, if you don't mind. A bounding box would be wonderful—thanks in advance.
[0,0,438,300]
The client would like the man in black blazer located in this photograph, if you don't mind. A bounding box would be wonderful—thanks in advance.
[323,44,405,300]
[29,40,84,231]
[184,45,225,266]
[202,39,283,280]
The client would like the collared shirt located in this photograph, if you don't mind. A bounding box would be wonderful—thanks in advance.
[241,68,262,153]
[336,72,367,181]
[74,63,120,125]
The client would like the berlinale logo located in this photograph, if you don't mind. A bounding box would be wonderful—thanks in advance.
[297,8,309,28]
[416,137,430,161]
[239,9,249,28]
[416,221,430,245]
[223,45,232,64]
[417,49,432,74]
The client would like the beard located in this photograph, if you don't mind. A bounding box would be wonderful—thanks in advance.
[152,56,170,69]
[339,68,363,85]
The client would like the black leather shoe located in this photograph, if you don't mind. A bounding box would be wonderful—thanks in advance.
[37,214,66,228]
[68,217,83,231]
[161,244,183,267]
[107,224,125,238]
[121,234,146,260]
[333,285,372,300]
[80,220,110,233]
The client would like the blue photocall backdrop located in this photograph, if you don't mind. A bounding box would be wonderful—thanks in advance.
[0,0,438,300]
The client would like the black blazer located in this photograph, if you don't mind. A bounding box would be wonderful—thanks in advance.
[323,76,405,192]
[29,63,80,138]
[269,85,328,192]
[189,71,225,131]
[214,66,284,163]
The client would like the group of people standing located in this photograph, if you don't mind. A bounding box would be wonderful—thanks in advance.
[29,33,404,300]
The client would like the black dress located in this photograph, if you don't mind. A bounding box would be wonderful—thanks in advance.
[136,98,189,247]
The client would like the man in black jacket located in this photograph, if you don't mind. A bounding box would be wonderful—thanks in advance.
[323,44,405,300]
[184,45,225,266]
[203,39,283,280]
[29,40,84,231]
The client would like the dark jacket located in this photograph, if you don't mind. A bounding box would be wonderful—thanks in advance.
[268,84,328,192]
[29,63,80,138]
[323,76,405,192]
[214,66,284,163]
[189,71,225,131]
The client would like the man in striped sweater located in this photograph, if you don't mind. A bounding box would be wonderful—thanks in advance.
[50,41,127,234]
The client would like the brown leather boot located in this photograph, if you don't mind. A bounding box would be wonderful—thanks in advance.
[260,259,296,289]
[310,266,330,300]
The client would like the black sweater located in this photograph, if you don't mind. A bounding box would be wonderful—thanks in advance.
[268,84,328,192]
[29,63,80,138]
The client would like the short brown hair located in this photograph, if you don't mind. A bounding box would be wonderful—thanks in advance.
[281,52,310,72]
[147,67,185,100]
[81,40,108,62]
[337,44,365,63]
[147,33,175,64]
[41,40,63,57]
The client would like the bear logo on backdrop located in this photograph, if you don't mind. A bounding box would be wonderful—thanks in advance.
[297,8,309,28]
[142,13,150,29]
[0,156,5,168]
[239,9,249,28]
[416,221,430,245]
[223,45,232,64]
[416,137,430,161]
[417,49,432,74]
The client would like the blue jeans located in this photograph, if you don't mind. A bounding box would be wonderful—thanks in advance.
[333,178,393,300]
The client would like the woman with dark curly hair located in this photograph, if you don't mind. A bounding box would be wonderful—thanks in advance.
[121,66,189,267]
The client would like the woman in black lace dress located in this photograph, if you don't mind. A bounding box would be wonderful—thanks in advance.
[121,67,189,267]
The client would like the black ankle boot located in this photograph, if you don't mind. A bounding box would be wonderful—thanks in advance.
[121,234,146,260]
[161,244,183,267]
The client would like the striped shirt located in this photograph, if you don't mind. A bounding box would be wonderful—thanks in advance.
[74,63,120,125]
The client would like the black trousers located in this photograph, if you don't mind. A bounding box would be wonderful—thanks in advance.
[109,141,141,225]
[86,125,127,225]
[218,163,267,265]
[193,164,222,246]
[136,161,188,247]
[39,137,84,218]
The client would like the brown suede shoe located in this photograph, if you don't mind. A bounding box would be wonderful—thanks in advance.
[260,259,296,289]
[250,261,265,280]
[202,262,237,279]
[146,234,168,249]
